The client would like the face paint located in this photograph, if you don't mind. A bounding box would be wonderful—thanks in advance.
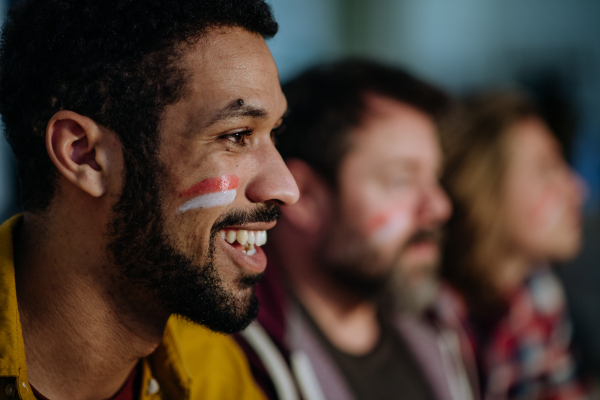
[367,207,412,245]
[531,189,568,238]
[178,175,239,213]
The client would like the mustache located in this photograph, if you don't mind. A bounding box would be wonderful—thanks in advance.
[211,204,280,234]
[405,228,443,247]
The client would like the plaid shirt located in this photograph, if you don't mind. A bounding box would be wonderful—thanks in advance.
[434,267,591,400]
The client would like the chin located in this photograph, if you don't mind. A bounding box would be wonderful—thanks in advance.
[230,285,258,305]
[546,239,582,262]
[558,245,582,262]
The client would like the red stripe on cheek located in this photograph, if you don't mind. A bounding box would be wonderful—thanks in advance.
[180,175,239,198]
[366,207,407,234]
[366,212,390,233]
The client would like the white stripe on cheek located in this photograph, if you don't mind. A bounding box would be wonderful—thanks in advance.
[177,189,237,213]
[371,213,412,245]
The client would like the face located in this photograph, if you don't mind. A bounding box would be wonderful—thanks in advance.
[108,27,298,333]
[502,117,584,262]
[321,94,451,304]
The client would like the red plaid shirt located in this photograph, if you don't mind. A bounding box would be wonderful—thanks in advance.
[434,267,591,400]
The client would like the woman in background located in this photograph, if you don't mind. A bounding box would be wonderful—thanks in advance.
[439,91,591,400]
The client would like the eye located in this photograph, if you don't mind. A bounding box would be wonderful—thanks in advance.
[222,129,253,146]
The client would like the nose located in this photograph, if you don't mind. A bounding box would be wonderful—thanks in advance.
[245,143,300,206]
[417,182,452,227]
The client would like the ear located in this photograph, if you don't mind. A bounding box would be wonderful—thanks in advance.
[281,158,333,234]
[46,110,119,198]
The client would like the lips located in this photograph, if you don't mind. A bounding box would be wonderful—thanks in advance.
[216,227,270,274]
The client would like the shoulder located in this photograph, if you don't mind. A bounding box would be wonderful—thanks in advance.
[167,317,266,400]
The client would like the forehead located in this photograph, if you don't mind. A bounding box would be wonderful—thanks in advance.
[347,94,441,169]
[174,26,285,130]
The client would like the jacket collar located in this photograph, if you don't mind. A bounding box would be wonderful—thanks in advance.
[0,215,33,399]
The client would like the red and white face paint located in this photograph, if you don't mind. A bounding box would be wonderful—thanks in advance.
[178,175,239,214]
[366,207,413,245]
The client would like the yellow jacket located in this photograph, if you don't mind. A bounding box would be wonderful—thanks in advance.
[0,215,266,400]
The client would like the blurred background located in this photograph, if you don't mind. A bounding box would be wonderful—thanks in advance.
[267,0,600,380]
[0,0,598,379]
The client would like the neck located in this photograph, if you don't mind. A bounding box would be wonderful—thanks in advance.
[14,212,168,400]
[272,240,380,356]
[493,251,534,298]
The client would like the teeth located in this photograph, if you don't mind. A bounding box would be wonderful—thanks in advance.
[244,243,257,256]
[257,231,267,246]
[236,230,248,245]
[255,231,261,246]
[219,229,267,247]
[226,230,237,244]
[247,231,256,245]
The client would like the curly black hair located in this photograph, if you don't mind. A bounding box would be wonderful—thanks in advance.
[278,59,453,188]
[0,0,278,211]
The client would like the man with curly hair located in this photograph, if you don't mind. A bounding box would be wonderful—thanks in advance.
[0,0,298,399]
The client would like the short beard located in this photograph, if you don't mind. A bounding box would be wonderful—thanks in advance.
[320,222,392,300]
[106,150,278,334]
[388,229,442,314]
[389,261,439,315]
[320,223,441,306]
[326,264,390,300]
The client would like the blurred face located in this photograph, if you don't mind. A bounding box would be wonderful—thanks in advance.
[321,94,451,302]
[109,27,299,333]
[502,117,583,262]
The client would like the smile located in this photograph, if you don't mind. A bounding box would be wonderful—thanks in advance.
[218,229,267,256]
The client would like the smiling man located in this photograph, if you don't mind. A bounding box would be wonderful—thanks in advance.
[0,0,298,399]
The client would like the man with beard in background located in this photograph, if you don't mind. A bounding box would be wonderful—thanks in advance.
[0,0,298,399]
[235,60,474,400]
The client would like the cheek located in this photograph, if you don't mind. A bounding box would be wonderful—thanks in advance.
[177,175,240,214]
[512,188,568,250]
[338,174,416,245]
[365,206,414,245]
[528,190,565,232]
[165,174,243,250]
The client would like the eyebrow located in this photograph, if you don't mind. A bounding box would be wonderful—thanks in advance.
[205,99,269,128]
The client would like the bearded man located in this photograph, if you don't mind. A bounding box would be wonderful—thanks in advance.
[0,0,298,399]
[235,59,474,400]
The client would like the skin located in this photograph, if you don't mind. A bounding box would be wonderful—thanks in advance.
[14,26,298,400]
[271,94,451,355]
[493,117,584,295]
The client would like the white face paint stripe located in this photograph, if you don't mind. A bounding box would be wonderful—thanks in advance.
[177,189,236,213]
[372,213,411,244]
